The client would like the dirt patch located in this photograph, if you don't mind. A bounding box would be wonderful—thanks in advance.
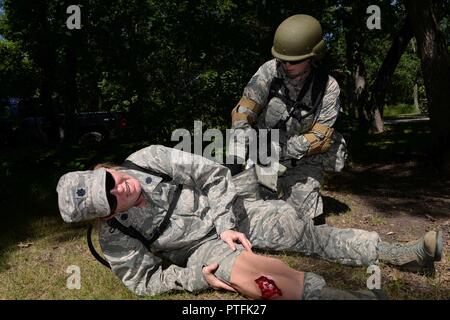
[319,160,450,299]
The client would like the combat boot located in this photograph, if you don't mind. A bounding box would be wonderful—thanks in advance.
[378,230,443,275]
[319,287,388,300]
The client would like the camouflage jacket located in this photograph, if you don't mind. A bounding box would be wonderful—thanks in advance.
[237,58,342,161]
[98,145,237,296]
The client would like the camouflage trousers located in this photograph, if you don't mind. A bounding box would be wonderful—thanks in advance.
[184,240,331,300]
[234,161,324,220]
[235,197,380,266]
[183,239,329,297]
[276,131,347,219]
[278,162,324,219]
[185,238,246,285]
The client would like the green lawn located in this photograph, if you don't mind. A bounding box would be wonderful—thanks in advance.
[383,103,423,118]
[0,120,448,300]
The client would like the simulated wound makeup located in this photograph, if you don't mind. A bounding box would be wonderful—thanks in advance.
[255,276,282,299]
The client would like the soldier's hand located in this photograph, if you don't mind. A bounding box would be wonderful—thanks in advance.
[220,230,253,252]
[202,262,237,292]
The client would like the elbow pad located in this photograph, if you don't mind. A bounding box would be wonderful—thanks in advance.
[304,123,335,156]
[231,97,262,126]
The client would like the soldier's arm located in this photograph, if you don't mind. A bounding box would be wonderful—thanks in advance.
[126,145,237,234]
[231,60,276,129]
[285,76,341,159]
[99,223,209,296]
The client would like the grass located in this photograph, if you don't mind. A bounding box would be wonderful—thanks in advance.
[343,120,433,165]
[0,140,241,300]
[0,212,239,300]
[0,120,448,300]
[383,103,422,118]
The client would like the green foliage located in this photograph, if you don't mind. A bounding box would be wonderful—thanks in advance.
[0,0,444,139]
[0,39,37,98]
[386,42,422,105]
[383,103,420,117]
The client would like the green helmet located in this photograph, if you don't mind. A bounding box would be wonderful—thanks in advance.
[271,14,326,62]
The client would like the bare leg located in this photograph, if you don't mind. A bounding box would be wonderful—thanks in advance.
[228,251,305,300]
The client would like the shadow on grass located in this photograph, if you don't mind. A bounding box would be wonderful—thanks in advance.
[1,120,447,267]
[328,120,450,220]
[322,195,350,216]
[344,121,433,165]
[327,163,450,219]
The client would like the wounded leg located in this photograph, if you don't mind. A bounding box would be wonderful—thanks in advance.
[228,252,385,300]
[229,251,305,300]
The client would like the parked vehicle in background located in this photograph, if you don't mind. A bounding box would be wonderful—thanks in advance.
[58,111,129,143]
[8,111,129,146]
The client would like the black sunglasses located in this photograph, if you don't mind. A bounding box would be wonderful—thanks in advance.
[278,59,304,65]
[105,171,117,214]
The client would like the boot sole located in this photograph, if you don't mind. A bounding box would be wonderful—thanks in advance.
[401,230,443,275]
[434,230,443,262]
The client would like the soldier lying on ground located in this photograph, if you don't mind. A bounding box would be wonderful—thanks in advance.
[56,145,443,300]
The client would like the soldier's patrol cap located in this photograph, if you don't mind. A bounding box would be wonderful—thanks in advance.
[56,168,111,223]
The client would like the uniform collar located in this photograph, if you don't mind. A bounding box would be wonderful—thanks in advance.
[118,168,163,195]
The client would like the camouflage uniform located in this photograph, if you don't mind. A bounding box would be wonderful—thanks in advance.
[233,59,347,219]
[95,145,378,296]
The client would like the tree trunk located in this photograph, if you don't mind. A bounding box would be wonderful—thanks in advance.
[405,0,450,169]
[413,82,419,109]
[412,39,420,111]
[63,32,80,143]
[367,18,414,133]
[342,0,370,128]
[354,53,369,129]
[35,3,58,144]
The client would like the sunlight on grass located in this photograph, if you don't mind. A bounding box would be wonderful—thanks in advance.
[1,128,448,300]
[384,104,421,118]
[0,223,242,300]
